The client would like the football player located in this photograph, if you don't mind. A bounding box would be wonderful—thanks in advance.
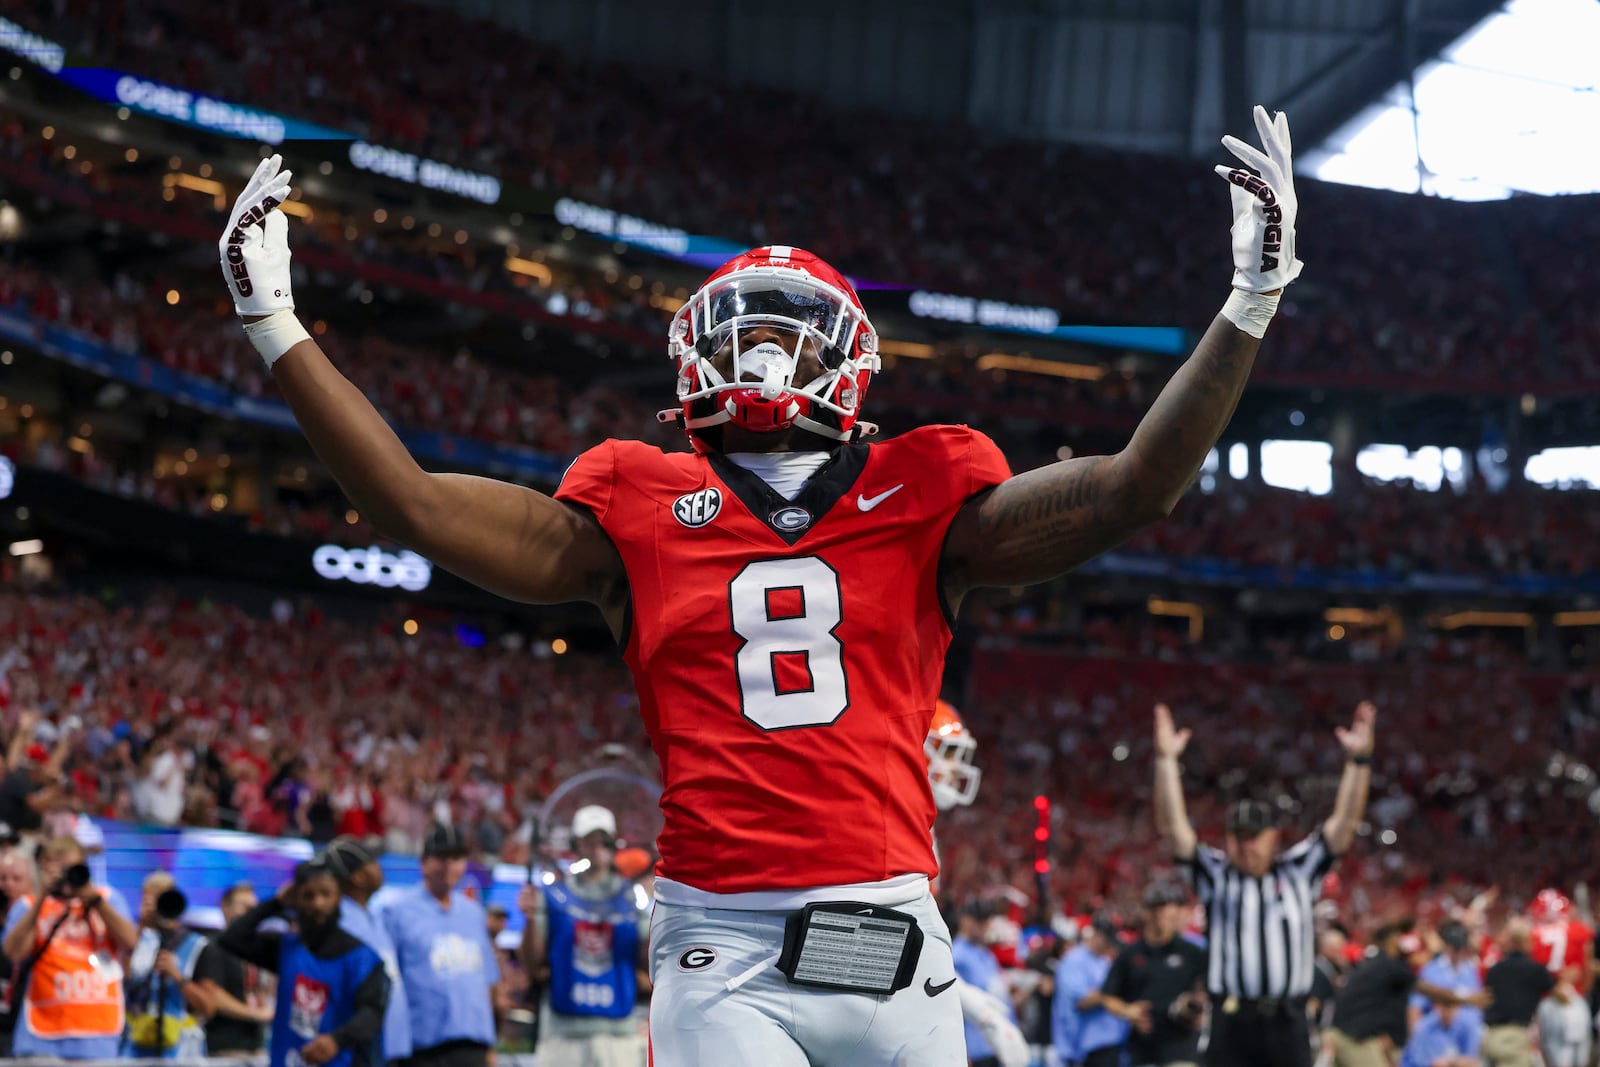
[217,104,1303,1066]
[1529,888,1594,1067]
[925,702,1029,1067]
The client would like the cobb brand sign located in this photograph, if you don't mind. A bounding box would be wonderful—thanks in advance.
[312,544,432,592]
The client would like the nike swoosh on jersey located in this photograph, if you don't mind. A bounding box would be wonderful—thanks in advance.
[924,976,957,997]
[857,484,905,512]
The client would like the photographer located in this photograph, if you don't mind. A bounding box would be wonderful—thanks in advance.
[122,870,222,1059]
[0,843,39,1056]
[0,835,139,1059]
[1098,881,1209,1067]
[220,856,389,1067]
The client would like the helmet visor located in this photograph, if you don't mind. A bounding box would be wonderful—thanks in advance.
[698,274,852,366]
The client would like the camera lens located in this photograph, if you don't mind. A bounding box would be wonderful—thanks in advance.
[156,887,189,921]
[64,863,92,890]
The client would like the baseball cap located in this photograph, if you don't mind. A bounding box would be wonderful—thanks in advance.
[572,805,617,842]
[1089,916,1120,943]
[1227,800,1277,836]
[486,903,509,919]
[1143,880,1189,909]
[422,824,468,858]
[324,837,379,883]
[1439,921,1471,951]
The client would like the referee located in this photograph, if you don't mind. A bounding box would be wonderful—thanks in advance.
[1151,700,1376,1067]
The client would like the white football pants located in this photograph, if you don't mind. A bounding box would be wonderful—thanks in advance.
[647,889,965,1066]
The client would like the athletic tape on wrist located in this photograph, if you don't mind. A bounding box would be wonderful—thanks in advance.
[1220,290,1281,339]
[243,308,311,368]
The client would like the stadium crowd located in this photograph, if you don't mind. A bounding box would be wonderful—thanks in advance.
[1,583,1594,920]
[11,399,1600,584]
[6,253,1600,581]
[4,3,1600,1062]
[7,0,1595,392]
[0,581,1597,1065]
[0,260,677,456]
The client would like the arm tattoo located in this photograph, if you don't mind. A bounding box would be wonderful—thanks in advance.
[950,315,1263,592]
[977,458,1114,559]
[958,456,1136,588]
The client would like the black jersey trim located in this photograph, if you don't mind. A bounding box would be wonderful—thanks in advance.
[707,444,870,546]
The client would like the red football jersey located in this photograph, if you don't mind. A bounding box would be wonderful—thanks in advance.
[555,425,1011,893]
[1533,920,1594,990]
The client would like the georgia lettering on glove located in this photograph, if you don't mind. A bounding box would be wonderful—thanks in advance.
[223,195,282,300]
[1222,169,1286,276]
[1214,105,1304,337]
[216,154,310,366]
[218,154,294,314]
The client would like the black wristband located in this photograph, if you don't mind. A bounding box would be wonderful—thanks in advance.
[1347,753,1372,767]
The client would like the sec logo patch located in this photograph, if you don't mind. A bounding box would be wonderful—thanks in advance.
[677,947,717,971]
[673,488,722,528]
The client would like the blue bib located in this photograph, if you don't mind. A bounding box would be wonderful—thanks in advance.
[545,880,642,1019]
[269,935,383,1067]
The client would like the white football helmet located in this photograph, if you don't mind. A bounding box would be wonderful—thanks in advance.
[926,700,982,810]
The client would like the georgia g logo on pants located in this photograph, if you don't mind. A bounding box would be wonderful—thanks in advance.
[676,947,717,971]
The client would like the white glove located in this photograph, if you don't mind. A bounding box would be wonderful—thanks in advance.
[1215,104,1303,294]
[956,979,1031,1067]
[219,154,295,317]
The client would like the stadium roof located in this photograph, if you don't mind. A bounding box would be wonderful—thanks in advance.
[428,0,1504,179]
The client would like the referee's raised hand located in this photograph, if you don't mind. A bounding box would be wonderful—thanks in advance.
[1154,703,1191,759]
[1335,700,1377,757]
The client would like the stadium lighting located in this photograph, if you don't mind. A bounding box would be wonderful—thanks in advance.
[1304,0,1600,199]
[8,539,44,556]
[1260,440,1333,495]
[974,353,1104,381]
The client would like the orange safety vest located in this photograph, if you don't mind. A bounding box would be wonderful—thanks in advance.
[18,893,125,1040]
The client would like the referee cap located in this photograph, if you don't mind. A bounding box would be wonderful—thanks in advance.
[1226,799,1278,836]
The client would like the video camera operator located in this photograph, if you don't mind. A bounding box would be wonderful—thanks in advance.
[0,835,139,1059]
[122,869,223,1058]
[0,840,39,1056]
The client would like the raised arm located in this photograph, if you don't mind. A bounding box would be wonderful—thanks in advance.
[1321,702,1376,855]
[218,159,626,630]
[942,106,1302,598]
[1153,704,1198,861]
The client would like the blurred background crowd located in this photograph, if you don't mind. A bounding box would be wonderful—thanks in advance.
[2,0,1600,1063]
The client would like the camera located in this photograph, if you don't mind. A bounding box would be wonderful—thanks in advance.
[155,887,188,922]
[50,862,92,898]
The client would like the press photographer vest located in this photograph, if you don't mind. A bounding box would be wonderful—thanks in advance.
[545,878,641,1019]
[123,926,209,1057]
[18,893,125,1041]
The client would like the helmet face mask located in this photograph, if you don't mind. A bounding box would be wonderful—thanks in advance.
[664,248,880,449]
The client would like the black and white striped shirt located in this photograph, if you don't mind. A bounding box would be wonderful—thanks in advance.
[1182,830,1335,1000]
